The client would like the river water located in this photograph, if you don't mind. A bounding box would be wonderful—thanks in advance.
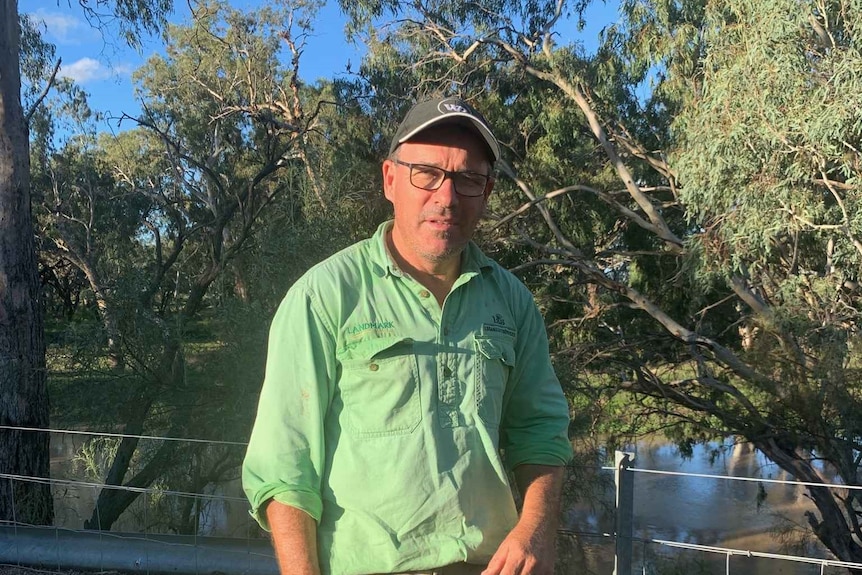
[49,434,843,574]
[48,433,255,536]
[565,438,839,575]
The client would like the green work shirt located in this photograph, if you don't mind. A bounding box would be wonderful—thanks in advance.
[242,221,572,575]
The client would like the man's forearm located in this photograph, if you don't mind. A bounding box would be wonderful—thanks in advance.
[265,500,320,575]
[513,464,565,548]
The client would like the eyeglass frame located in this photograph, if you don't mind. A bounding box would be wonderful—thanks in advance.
[390,159,494,198]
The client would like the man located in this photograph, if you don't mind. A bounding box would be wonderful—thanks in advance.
[243,97,572,575]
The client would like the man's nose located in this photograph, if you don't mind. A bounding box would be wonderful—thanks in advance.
[434,176,459,206]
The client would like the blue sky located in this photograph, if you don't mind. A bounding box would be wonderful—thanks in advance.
[20,1,620,131]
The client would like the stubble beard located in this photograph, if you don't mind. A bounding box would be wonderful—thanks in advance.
[417,207,471,263]
[421,230,464,263]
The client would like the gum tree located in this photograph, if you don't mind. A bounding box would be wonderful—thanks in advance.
[3,0,171,527]
[33,0,337,531]
[0,2,52,525]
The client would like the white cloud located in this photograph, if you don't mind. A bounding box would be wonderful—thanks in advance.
[113,63,134,77]
[59,58,112,84]
[29,9,87,45]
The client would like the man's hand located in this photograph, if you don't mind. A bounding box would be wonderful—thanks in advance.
[481,517,555,575]
[482,464,565,575]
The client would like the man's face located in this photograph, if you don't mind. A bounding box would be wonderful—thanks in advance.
[382,127,494,271]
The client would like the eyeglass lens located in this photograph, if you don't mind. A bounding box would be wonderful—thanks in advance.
[410,165,487,197]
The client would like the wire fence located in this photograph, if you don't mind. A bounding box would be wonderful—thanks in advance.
[1,424,269,574]
[1,426,860,575]
[601,458,862,575]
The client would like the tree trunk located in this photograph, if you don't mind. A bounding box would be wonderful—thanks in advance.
[0,0,53,525]
[755,440,862,574]
[83,437,178,531]
[84,342,185,530]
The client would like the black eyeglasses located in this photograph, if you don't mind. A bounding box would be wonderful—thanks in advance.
[392,159,491,197]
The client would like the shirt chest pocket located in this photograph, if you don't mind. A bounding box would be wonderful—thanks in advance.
[339,337,421,438]
[474,335,516,427]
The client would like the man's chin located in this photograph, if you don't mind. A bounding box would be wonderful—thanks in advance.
[420,241,466,263]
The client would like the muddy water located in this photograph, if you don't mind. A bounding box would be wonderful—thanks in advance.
[564,438,839,574]
[48,433,258,536]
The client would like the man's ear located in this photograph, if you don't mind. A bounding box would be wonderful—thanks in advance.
[382,159,396,203]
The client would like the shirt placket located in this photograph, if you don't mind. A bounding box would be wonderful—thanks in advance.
[398,270,476,429]
[436,273,477,428]
[397,278,458,428]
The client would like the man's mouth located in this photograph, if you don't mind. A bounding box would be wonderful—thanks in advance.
[426,218,457,227]
[426,215,458,224]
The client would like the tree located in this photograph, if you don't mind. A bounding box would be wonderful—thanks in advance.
[5,0,171,527]
[29,0,360,531]
[0,1,52,525]
[342,0,862,570]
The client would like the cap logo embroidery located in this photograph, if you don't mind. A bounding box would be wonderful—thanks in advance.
[439,101,468,114]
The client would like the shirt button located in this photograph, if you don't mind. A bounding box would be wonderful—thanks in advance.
[369,363,379,372]
[419,290,431,298]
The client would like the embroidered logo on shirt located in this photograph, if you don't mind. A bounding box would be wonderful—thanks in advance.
[347,321,395,336]
[482,314,516,338]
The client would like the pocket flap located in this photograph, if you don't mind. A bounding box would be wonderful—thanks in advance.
[347,336,415,361]
[474,336,515,365]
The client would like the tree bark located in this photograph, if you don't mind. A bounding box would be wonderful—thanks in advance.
[0,0,53,525]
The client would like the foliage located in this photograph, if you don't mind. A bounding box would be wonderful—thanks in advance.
[26,0,385,532]
[9,0,188,529]
[74,0,173,47]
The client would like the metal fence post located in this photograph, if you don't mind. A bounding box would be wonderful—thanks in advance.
[613,451,635,575]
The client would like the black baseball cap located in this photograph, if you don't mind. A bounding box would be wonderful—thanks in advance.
[388,97,500,162]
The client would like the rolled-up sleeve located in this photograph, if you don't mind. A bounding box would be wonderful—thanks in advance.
[242,284,336,529]
[500,293,572,471]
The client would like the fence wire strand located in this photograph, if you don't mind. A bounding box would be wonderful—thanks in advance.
[0,425,248,447]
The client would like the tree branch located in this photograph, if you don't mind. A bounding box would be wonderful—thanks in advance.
[25,58,61,124]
